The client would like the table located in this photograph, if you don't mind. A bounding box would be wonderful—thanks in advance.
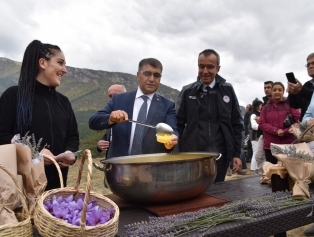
[117,175,314,237]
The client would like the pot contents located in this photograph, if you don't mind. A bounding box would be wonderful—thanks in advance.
[156,133,172,143]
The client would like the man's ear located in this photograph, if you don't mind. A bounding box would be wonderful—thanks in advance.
[216,66,221,73]
[38,58,46,70]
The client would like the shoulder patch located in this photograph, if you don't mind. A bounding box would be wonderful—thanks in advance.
[223,95,230,103]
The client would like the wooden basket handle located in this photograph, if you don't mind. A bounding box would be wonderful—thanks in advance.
[72,149,93,230]
[0,163,30,217]
[42,154,64,188]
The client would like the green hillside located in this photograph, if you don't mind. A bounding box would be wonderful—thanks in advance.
[0,57,180,157]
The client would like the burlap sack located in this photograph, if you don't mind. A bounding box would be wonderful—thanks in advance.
[0,207,18,225]
[0,145,22,207]
[260,161,273,184]
[0,144,23,225]
[290,120,314,143]
[16,144,47,215]
[255,135,266,170]
[300,124,314,142]
[271,142,313,200]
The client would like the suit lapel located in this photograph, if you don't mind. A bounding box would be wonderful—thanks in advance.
[143,93,159,136]
[127,91,136,140]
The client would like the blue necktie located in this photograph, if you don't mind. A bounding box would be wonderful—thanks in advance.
[130,95,148,155]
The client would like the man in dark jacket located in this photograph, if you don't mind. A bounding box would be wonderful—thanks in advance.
[176,49,243,182]
[96,84,126,154]
[288,52,314,120]
[262,81,273,105]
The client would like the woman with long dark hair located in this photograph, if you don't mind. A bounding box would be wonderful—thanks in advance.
[0,40,79,190]
[259,82,300,164]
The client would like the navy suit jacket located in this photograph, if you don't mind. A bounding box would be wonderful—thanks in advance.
[89,90,178,159]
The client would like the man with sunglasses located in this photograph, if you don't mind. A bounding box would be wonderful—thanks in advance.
[176,49,243,182]
[89,58,178,159]
[287,53,314,120]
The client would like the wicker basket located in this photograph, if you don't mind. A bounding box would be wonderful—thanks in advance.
[34,149,119,237]
[42,154,64,188]
[0,163,32,237]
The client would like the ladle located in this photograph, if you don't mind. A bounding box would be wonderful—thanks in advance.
[128,119,173,134]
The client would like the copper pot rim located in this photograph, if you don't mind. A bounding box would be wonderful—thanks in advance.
[100,152,220,165]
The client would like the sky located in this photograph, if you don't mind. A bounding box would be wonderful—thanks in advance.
[1,0,313,106]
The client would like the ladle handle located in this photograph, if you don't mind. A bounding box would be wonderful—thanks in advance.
[128,119,156,128]
[93,162,106,172]
[216,153,222,160]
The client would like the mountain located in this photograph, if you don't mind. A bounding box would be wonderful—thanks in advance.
[0,57,246,157]
[0,57,179,105]
[0,57,180,157]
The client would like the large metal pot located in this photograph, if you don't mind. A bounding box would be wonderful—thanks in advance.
[93,152,220,203]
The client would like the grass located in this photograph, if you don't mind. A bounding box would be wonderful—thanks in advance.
[67,157,112,195]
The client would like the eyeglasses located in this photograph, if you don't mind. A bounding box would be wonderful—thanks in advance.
[198,64,218,70]
[305,62,314,68]
[140,71,162,79]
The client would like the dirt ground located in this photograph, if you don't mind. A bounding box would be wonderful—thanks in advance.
[67,158,312,237]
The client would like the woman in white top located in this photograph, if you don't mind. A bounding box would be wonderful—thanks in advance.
[250,99,263,172]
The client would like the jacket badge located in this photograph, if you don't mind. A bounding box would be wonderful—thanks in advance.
[189,96,197,99]
[223,95,230,103]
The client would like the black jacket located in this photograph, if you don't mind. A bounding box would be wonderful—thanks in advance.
[176,75,243,165]
[0,81,79,190]
[262,96,270,106]
[288,80,314,120]
[243,111,252,136]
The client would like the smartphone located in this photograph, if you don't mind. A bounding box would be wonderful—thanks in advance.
[286,72,296,84]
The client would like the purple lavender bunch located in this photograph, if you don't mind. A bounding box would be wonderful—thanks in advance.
[43,194,115,226]
[125,191,312,236]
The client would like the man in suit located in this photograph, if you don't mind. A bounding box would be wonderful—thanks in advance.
[89,58,178,158]
[97,84,127,153]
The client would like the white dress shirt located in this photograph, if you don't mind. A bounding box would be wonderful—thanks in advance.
[128,88,155,155]
[201,78,216,91]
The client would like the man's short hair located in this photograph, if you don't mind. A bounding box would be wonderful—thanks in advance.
[138,58,163,72]
[307,53,314,61]
[198,49,220,66]
[264,81,273,85]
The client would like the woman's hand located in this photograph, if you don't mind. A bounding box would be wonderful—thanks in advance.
[277,129,284,136]
[56,150,76,168]
[40,148,57,166]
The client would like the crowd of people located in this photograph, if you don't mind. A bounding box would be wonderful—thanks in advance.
[239,53,314,235]
[1,39,314,235]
